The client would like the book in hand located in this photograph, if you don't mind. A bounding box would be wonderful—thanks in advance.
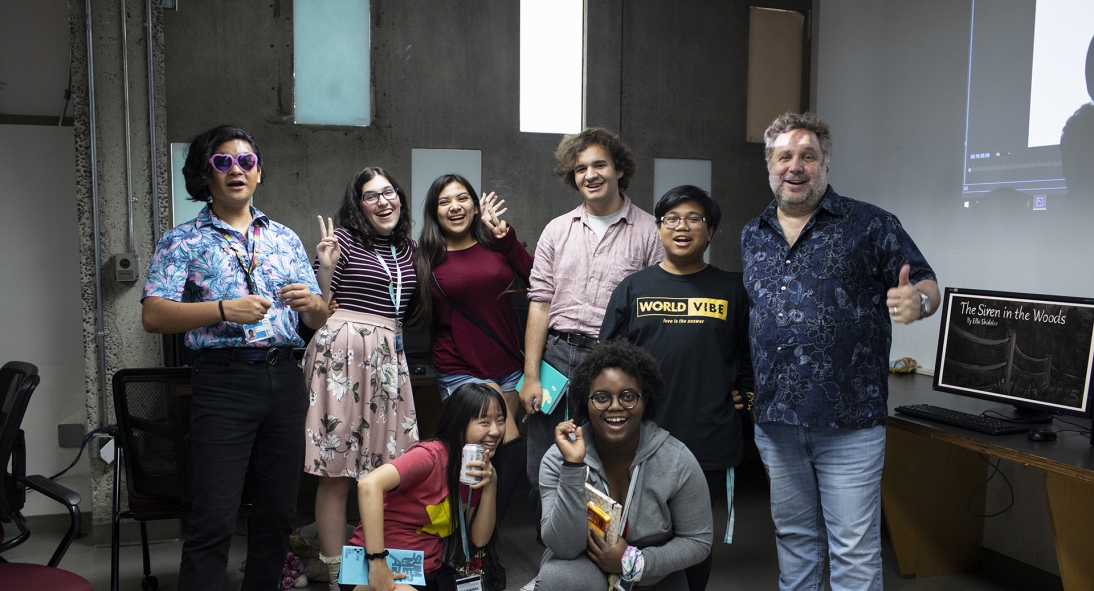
[585,483,623,545]
[339,546,427,587]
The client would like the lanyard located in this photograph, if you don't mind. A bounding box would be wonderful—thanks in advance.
[459,485,473,562]
[216,225,262,295]
[372,244,403,313]
[586,463,640,538]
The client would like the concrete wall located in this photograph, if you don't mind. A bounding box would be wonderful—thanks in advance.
[161,0,783,271]
[68,0,169,527]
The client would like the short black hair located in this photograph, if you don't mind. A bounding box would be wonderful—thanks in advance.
[570,339,664,425]
[182,125,262,203]
[655,185,722,232]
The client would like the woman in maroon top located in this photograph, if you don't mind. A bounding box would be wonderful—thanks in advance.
[417,173,533,522]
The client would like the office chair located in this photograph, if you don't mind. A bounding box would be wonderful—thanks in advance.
[0,360,93,590]
[110,366,252,591]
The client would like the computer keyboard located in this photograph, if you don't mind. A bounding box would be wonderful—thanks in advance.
[894,404,1030,435]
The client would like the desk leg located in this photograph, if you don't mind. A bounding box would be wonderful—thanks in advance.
[881,427,986,577]
[1044,472,1094,591]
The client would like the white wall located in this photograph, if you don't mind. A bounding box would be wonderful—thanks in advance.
[815,0,1094,576]
[0,125,88,516]
[816,0,1094,369]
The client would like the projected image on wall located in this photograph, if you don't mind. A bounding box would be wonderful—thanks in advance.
[963,0,1094,196]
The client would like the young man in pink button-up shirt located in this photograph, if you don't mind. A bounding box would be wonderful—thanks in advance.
[518,128,663,564]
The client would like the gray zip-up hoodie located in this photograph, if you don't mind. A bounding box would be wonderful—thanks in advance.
[539,420,713,588]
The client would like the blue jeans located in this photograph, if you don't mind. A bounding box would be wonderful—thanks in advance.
[435,369,523,400]
[753,423,886,591]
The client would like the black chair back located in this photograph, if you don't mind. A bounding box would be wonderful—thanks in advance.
[0,361,40,549]
[112,367,193,504]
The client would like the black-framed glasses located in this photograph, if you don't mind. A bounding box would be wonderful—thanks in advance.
[589,390,642,410]
[361,186,400,205]
[660,214,705,229]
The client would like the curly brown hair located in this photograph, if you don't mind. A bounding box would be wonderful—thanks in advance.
[554,127,637,192]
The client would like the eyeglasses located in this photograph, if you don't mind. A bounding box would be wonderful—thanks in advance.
[660,215,706,229]
[589,390,642,410]
[209,152,258,173]
[361,186,400,205]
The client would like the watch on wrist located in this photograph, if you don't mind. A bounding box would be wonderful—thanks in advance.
[918,292,931,317]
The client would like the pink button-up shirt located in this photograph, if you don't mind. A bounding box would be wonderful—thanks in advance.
[528,195,664,336]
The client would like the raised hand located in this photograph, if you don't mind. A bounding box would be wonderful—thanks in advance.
[479,191,509,239]
[316,216,341,270]
[554,420,585,464]
[886,264,919,324]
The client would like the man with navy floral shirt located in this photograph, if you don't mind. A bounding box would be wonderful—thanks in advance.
[142,125,327,591]
[740,112,939,591]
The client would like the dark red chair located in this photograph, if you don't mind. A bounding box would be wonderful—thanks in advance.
[0,361,92,590]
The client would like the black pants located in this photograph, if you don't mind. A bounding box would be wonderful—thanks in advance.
[685,469,730,591]
[177,354,308,591]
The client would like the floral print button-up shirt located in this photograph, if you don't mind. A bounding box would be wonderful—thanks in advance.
[143,205,321,349]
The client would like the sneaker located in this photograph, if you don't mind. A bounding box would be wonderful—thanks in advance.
[521,577,537,591]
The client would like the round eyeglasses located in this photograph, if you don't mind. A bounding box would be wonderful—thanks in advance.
[589,390,642,410]
[660,214,706,229]
[361,186,400,205]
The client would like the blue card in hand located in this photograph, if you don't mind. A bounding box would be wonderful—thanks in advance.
[338,546,426,587]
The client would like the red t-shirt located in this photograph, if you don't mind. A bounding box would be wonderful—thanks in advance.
[349,440,481,574]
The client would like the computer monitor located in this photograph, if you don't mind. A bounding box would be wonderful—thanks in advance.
[933,287,1094,421]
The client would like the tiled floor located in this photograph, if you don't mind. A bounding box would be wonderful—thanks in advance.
[3,456,1026,590]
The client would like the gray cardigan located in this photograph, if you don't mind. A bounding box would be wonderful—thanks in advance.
[539,421,713,587]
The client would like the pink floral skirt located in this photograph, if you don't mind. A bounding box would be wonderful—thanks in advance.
[302,309,418,479]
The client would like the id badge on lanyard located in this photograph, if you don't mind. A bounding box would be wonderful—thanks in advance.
[218,225,274,344]
[373,245,404,352]
[455,575,484,591]
[455,486,484,591]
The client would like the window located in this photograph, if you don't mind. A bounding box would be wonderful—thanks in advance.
[746,7,806,142]
[520,0,584,134]
[294,0,371,126]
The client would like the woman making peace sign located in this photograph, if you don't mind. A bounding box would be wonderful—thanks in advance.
[303,167,423,590]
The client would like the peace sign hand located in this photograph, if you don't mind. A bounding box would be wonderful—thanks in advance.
[316,216,341,270]
[479,191,509,239]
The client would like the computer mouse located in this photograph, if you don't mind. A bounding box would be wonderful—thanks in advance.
[1027,427,1057,442]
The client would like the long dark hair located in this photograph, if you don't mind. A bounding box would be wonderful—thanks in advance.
[433,382,507,567]
[416,174,498,322]
[335,167,413,250]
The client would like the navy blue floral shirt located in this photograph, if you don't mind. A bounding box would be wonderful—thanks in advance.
[740,187,935,428]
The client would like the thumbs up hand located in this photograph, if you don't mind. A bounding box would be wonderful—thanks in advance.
[886,264,920,324]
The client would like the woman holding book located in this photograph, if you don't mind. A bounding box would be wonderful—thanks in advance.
[349,382,505,591]
[535,339,713,591]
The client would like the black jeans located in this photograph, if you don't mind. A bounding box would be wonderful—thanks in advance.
[177,354,308,591]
